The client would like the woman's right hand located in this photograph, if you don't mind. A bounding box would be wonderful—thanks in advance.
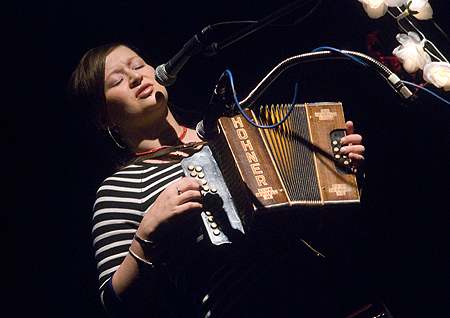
[136,177,203,240]
[112,177,203,296]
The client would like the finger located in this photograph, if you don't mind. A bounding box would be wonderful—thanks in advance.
[340,144,365,155]
[341,134,363,146]
[348,152,365,162]
[173,177,203,195]
[172,201,203,215]
[345,121,355,136]
[177,189,203,205]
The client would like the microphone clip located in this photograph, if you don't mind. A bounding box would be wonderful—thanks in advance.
[197,71,234,140]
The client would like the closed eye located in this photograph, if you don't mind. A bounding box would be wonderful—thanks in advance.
[111,78,123,87]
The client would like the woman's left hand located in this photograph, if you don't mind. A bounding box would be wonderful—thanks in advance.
[339,121,365,173]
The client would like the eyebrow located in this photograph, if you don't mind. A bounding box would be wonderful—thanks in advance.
[105,56,141,80]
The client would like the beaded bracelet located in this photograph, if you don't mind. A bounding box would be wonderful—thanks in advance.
[128,247,154,267]
[133,233,157,249]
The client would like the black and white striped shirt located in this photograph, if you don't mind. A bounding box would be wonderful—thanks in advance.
[92,161,189,316]
[91,159,347,317]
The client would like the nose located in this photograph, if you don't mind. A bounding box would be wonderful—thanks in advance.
[128,71,143,88]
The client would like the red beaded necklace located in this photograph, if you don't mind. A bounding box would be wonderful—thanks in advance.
[135,126,188,156]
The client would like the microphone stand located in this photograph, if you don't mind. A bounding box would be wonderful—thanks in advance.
[204,0,311,57]
[198,0,312,140]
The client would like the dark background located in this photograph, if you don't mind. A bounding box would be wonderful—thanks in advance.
[4,0,450,317]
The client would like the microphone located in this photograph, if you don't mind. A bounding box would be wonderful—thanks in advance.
[155,26,213,86]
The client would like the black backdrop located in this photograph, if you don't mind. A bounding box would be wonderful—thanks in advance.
[4,1,450,317]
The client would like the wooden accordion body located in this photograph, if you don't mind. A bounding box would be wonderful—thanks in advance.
[182,102,360,245]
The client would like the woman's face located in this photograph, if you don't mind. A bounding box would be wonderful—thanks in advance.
[104,46,168,130]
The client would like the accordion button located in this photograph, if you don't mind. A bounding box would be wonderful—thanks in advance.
[203,185,210,192]
[211,187,218,193]
[205,211,212,216]
[195,166,203,172]
[202,179,208,185]
[213,229,221,236]
[334,147,340,152]
[208,216,214,222]
[210,222,218,229]
[335,154,341,159]
[188,164,195,171]
[198,172,205,179]
[190,171,197,177]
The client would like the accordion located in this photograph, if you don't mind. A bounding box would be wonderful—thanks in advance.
[181,102,360,245]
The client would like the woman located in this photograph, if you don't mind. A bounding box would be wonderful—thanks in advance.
[70,43,366,318]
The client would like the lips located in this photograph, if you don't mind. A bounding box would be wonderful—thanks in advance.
[136,83,153,99]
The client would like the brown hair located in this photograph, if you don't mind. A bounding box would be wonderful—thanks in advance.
[69,43,123,127]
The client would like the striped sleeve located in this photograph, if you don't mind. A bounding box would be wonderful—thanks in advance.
[92,162,185,295]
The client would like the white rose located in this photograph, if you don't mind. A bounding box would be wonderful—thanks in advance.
[409,0,433,20]
[358,0,388,19]
[392,32,431,73]
[423,62,450,91]
[358,0,406,19]
[384,0,406,6]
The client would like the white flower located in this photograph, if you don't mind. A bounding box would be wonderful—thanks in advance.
[409,0,433,20]
[423,62,450,91]
[384,0,406,6]
[358,0,406,19]
[392,32,431,73]
[358,0,388,19]
[357,0,433,20]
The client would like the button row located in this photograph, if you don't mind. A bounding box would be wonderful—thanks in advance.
[187,164,221,235]
[331,139,352,169]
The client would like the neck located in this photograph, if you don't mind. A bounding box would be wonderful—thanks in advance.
[134,125,188,156]
[126,111,203,155]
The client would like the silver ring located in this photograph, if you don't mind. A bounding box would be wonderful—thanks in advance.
[177,187,182,195]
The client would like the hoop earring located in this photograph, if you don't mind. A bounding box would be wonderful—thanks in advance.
[107,126,127,149]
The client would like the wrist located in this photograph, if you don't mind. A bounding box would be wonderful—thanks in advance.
[129,246,154,268]
[133,233,158,250]
[131,232,161,267]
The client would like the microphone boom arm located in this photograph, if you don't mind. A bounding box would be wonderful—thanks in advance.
[238,49,413,110]
[204,0,314,57]
[156,0,316,86]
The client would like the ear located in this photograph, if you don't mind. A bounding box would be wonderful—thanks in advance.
[93,113,110,130]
